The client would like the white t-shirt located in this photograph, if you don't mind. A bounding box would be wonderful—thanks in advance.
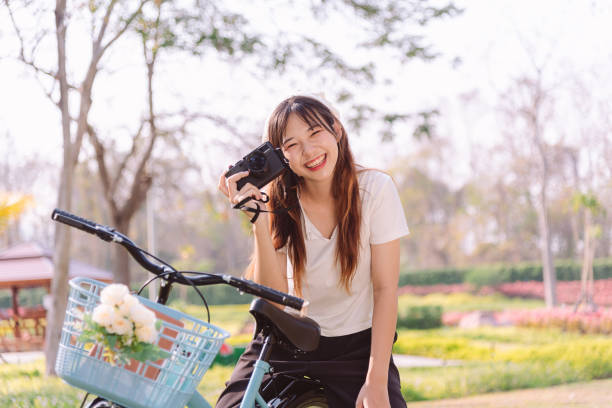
[285,169,410,336]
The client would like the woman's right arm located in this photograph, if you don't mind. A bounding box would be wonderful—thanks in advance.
[218,170,288,297]
[250,213,288,294]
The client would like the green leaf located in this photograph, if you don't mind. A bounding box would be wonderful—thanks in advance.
[107,335,118,349]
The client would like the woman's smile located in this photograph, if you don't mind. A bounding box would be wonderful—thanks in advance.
[305,153,327,170]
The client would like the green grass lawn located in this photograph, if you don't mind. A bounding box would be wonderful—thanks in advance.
[398,292,544,312]
[0,360,81,407]
[0,358,234,407]
[394,327,612,401]
[170,302,251,337]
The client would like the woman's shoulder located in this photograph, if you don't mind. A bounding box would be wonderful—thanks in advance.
[356,167,396,207]
[357,167,394,191]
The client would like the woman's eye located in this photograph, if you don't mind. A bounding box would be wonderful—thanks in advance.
[286,143,297,149]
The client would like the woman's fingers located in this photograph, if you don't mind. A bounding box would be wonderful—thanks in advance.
[220,169,264,205]
[218,172,230,196]
[224,170,249,199]
[232,184,263,205]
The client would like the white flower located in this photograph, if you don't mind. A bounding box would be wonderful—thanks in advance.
[110,316,133,336]
[130,304,156,327]
[135,324,157,344]
[92,304,115,328]
[118,294,139,317]
[100,284,130,307]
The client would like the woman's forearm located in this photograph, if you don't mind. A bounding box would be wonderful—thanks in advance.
[367,286,398,384]
[367,239,401,385]
[249,214,288,294]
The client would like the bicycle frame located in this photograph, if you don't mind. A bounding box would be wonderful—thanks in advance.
[160,291,276,408]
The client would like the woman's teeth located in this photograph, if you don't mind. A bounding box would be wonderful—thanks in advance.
[305,154,326,168]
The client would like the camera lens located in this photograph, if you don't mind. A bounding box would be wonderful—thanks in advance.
[248,152,267,174]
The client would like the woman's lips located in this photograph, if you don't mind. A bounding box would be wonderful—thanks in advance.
[305,154,326,171]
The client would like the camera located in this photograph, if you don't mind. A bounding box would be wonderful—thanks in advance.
[225,141,289,191]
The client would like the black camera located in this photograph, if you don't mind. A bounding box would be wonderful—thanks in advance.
[225,141,289,191]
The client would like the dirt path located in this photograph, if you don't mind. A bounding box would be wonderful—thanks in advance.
[406,379,612,408]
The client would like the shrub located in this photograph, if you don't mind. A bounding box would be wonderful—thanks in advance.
[465,266,508,287]
[400,258,612,287]
[399,268,467,286]
[397,305,442,329]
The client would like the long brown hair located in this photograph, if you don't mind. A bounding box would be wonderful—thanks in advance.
[264,95,361,295]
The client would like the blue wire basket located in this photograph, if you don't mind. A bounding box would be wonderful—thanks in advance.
[56,277,230,408]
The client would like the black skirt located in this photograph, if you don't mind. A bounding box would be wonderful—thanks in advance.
[215,328,406,408]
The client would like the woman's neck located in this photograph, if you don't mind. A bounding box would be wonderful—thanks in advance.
[300,179,334,203]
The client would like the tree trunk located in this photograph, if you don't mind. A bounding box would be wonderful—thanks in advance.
[530,81,557,308]
[44,0,73,376]
[112,217,131,285]
[601,215,611,257]
[576,209,597,311]
[537,199,557,308]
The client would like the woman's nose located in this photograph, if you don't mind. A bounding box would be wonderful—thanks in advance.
[302,141,316,155]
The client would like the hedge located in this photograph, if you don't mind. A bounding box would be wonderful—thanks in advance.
[399,268,467,286]
[400,258,612,287]
[397,305,443,330]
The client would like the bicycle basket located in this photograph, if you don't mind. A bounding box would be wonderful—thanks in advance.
[56,277,230,408]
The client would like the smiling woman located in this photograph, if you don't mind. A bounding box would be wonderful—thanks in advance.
[217,95,410,407]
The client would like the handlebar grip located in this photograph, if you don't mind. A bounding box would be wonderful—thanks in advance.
[51,209,115,242]
[52,209,98,234]
[227,276,304,310]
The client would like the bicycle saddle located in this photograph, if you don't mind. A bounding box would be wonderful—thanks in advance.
[249,298,320,352]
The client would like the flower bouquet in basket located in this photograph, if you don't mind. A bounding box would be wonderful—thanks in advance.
[79,283,170,365]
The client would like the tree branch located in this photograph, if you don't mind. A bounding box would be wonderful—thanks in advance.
[100,0,150,56]
[4,0,74,105]
[110,121,146,196]
[86,123,118,215]
[72,0,146,168]
[91,0,118,59]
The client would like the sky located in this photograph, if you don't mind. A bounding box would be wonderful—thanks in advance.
[1,0,611,237]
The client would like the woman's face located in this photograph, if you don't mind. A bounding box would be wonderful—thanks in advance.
[280,113,339,185]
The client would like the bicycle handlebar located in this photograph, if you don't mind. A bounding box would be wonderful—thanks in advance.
[51,209,304,310]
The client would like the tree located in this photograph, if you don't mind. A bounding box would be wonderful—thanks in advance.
[572,193,603,311]
[84,0,257,284]
[498,68,558,307]
[0,132,49,246]
[0,193,31,237]
[6,0,150,374]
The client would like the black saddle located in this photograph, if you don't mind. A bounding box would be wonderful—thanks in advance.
[249,298,320,352]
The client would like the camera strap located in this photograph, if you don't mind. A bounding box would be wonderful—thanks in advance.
[233,195,294,223]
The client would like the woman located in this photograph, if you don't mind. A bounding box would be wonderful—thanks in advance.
[217,95,409,407]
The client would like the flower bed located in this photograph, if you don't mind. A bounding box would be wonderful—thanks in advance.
[441,308,612,334]
[496,279,612,305]
[399,278,612,306]
[503,307,612,334]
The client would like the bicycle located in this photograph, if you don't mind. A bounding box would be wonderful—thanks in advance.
[51,209,328,408]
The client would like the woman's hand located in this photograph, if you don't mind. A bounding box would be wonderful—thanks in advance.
[355,381,390,408]
[218,169,265,208]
